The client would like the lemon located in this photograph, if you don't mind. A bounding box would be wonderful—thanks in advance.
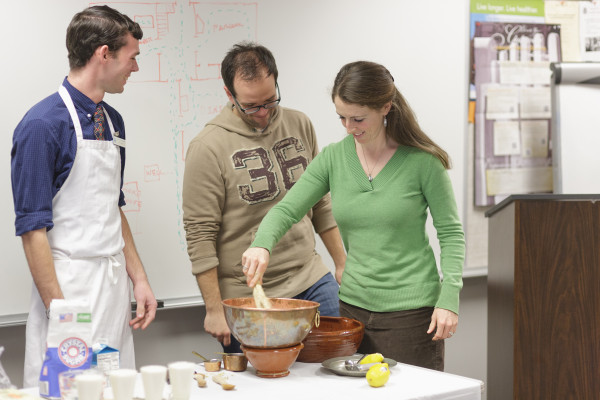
[366,363,390,387]
[359,352,384,364]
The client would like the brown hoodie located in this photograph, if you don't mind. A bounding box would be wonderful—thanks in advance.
[182,103,336,299]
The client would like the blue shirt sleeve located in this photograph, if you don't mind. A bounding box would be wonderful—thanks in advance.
[11,116,63,235]
[11,79,127,236]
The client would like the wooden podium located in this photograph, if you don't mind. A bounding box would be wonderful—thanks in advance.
[485,194,600,400]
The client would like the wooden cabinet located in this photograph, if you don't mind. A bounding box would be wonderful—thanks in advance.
[486,194,600,400]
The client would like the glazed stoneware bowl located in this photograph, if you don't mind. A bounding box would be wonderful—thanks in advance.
[296,316,365,363]
[222,298,320,348]
[241,343,304,378]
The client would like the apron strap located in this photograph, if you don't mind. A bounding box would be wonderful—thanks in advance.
[102,106,117,139]
[58,85,117,142]
[58,85,83,140]
[106,255,122,285]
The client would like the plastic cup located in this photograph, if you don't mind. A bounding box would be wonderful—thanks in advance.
[59,370,85,400]
[109,369,137,400]
[167,362,195,400]
[140,365,167,400]
[75,372,105,400]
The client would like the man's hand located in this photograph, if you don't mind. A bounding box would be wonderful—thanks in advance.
[204,310,232,346]
[130,279,157,330]
[334,267,343,285]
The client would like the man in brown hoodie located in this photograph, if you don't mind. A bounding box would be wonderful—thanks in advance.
[182,42,346,352]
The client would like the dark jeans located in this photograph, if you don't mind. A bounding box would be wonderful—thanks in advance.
[222,273,340,353]
[339,301,444,371]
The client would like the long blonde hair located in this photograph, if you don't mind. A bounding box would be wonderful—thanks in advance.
[331,61,451,169]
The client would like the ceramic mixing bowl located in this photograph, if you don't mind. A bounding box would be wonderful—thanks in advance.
[296,316,364,363]
[241,343,304,378]
[222,298,319,348]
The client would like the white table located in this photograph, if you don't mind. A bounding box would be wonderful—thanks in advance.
[24,361,484,400]
[151,361,481,400]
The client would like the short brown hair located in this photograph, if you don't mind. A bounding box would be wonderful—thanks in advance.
[66,5,143,70]
[221,42,278,97]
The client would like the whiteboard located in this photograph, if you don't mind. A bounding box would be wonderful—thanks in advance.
[0,0,470,324]
[551,62,600,194]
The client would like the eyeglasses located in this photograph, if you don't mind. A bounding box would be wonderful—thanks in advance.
[232,83,281,115]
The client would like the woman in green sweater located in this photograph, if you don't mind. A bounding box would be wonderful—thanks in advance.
[242,61,465,371]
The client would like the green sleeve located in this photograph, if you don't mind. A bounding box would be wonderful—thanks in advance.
[251,148,331,252]
[422,155,465,314]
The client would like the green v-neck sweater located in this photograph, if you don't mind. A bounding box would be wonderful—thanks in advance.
[252,135,465,313]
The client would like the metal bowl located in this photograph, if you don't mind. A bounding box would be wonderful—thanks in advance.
[222,298,320,348]
[222,353,248,372]
[203,359,221,371]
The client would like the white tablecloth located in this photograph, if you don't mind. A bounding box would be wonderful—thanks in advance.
[147,361,481,400]
[24,361,484,400]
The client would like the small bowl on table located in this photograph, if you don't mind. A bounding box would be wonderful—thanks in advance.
[241,343,304,378]
[222,353,248,372]
[296,316,364,363]
[203,359,221,372]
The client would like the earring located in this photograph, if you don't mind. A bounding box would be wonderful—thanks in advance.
[383,117,388,128]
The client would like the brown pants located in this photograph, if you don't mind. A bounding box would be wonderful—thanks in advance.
[340,301,444,371]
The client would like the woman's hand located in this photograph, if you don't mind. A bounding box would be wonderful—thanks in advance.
[241,247,270,288]
[427,307,458,340]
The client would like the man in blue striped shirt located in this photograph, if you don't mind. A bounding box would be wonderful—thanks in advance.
[11,5,157,389]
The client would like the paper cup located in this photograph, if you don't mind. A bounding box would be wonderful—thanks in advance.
[167,362,195,400]
[59,370,85,400]
[75,372,105,400]
[109,369,137,400]
[140,365,167,400]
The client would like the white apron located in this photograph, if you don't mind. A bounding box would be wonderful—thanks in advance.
[24,86,134,388]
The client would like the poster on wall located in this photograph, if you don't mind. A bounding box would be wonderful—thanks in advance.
[472,22,561,206]
[464,1,546,269]
[469,1,545,101]
[545,0,581,61]
[580,1,600,61]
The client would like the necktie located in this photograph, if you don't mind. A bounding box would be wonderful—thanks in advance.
[93,104,105,140]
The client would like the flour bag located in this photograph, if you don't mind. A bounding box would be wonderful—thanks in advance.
[39,299,92,399]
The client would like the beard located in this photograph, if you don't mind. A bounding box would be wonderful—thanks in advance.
[236,107,275,130]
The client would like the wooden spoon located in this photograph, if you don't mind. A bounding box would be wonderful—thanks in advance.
[253,284,272,309]
[212,374,235,390]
